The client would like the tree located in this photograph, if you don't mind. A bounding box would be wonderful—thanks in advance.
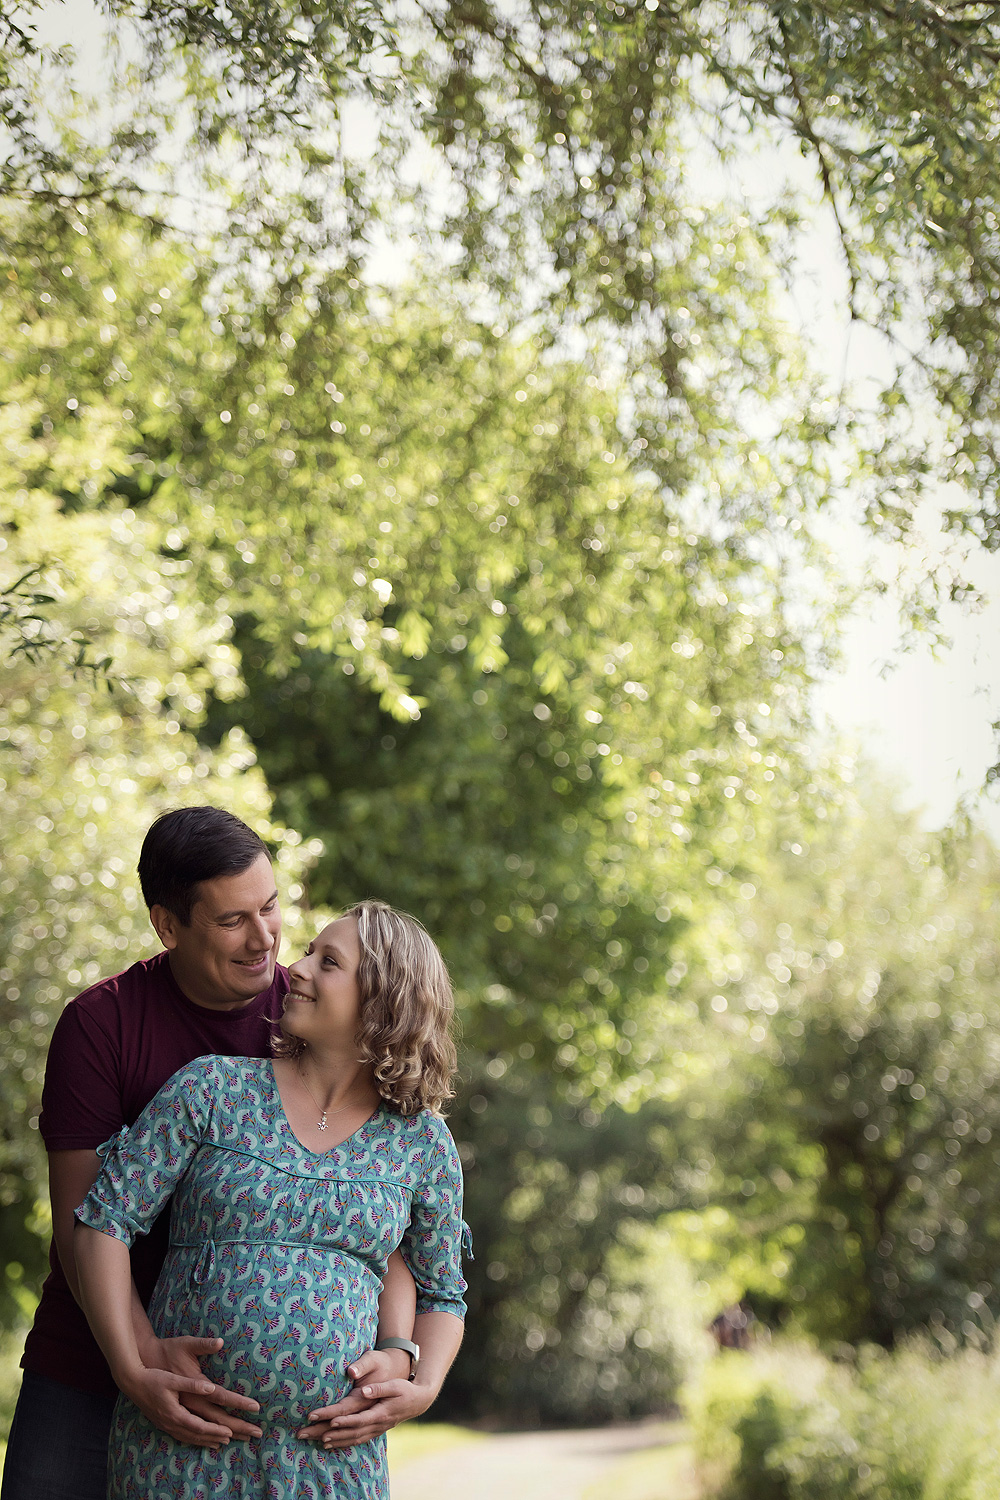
[0,495,320,1324]
[0,232,334,1311]
[2,200,822,1416]
[673,779,1000,1349]
[5,1,1000,568]
[3,180,822,775]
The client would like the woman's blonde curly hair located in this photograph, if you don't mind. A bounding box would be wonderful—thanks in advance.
[274,900,457,1116]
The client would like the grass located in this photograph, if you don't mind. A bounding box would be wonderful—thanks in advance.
[387,1420,485,1469]
[583,1431,701,1500]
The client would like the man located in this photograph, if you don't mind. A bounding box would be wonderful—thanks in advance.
[1,807,415,1500]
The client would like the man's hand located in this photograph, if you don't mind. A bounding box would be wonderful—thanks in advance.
[297,1347,430,1447]
[139,1335,263,1445]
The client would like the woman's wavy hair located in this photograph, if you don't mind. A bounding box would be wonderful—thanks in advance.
[274,900,457,1116]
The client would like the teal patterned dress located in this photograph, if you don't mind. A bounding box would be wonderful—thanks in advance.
[76,1056,469,1500]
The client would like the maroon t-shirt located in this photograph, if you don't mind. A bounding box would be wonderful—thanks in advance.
[23,950,289,1396]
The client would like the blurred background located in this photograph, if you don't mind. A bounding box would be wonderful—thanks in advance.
[3,3,1000,1494]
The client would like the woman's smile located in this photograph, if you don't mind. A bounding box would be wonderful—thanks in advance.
[283,915,365,1041]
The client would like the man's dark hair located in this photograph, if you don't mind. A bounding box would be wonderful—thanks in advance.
[138,807,270,924]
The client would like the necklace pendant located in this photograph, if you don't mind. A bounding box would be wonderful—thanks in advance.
[318,1112,328,1131]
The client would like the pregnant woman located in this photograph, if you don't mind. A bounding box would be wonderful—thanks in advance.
[74,900,469,1500]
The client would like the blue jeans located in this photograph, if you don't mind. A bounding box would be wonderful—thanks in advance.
[1,1371,116,1500]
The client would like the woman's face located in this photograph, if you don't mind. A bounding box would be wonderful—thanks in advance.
[283,915,363,1049]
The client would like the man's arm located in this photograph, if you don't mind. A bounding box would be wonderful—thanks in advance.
[51,1151,262,1443]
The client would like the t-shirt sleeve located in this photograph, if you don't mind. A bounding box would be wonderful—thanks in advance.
[40,998,125,1151]
[75,1058,217,1247]
[400,1117,471,1320]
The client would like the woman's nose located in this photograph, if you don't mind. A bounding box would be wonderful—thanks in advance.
[287,951,311,981]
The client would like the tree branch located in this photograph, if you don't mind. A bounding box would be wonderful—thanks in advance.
[776,19,862,324]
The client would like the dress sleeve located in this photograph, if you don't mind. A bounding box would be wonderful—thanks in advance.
[74,1057,217,1248]
[400,1117,470,1319]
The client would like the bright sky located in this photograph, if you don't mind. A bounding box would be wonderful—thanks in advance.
[817,578,1000,836]
[750,158,1000,839]
[23,0,1000,839]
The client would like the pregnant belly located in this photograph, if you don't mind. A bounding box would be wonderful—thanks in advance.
[148,1242,381,1426]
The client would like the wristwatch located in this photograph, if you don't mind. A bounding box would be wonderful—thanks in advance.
[375,1336,420,1381]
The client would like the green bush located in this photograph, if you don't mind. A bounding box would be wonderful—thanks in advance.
[690,1346,858,1500]
[690,1340,1000,1500]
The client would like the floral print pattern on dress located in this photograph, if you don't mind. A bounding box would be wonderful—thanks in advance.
[78,1055,469,1500]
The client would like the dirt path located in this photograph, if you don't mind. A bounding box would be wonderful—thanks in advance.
[390,1420,686,1500]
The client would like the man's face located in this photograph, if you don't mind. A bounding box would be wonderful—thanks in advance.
[152,853,282,1010]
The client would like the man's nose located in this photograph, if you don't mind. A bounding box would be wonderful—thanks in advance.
[247,915,276,950]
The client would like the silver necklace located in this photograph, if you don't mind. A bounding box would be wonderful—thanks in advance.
[295,1061,356,1132]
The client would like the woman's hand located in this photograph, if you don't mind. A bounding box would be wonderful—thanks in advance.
[301,1309,465,1449]
[304,1381,436,1450]
[144,1335,264,1443]
[297,1347,426,1446]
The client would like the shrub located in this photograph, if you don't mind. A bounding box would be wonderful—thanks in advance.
[690,1340,1000,1500]
[689,1346,858,1500]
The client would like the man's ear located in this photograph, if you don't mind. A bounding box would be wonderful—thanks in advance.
[149,904,180,951]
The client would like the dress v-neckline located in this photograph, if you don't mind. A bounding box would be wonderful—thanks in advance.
[265,1060,382,1156]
